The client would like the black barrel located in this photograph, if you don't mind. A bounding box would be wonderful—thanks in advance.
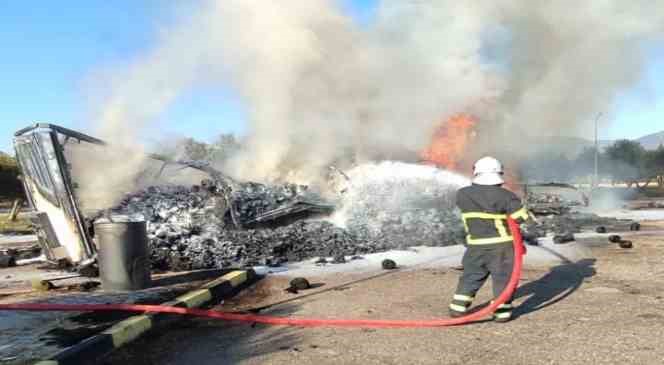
[94,216,151,291]
[0,254,16,268]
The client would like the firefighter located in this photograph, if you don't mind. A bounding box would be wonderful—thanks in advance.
[448,156,529,322]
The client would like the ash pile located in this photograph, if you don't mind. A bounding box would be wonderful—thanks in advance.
[113,181,372,271]
[110,161,472,272]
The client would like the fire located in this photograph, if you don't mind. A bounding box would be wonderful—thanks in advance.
[420,114,477,175]
[421,114,522,195]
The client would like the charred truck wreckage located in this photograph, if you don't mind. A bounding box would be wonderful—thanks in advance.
[13,123,638,275]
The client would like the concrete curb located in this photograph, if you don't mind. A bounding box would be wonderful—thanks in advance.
[34,270,254,365]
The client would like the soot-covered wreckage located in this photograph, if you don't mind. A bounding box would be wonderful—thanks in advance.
[13,124,636,274]
[13,124,468,273]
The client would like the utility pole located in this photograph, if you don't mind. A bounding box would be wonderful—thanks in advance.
[593,112,603,190]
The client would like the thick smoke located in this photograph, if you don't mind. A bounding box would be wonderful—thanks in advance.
[84,0,664,191]
[489,1,664,159]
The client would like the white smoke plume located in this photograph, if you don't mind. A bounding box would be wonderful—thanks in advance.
[84,0,664,190]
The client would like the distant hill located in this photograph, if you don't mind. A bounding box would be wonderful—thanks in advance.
[637,131,664,150]
[527,136,613,157]
[528,130,663,157]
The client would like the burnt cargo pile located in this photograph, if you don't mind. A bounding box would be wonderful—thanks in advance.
[113,182,369,271]
[112,177,464,272]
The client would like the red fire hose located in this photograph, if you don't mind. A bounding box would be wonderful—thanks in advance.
[0,219,525,328]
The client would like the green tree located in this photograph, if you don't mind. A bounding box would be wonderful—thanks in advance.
[0,152,24,199]
[208,133,241,162]
[604,140,647,187]
[644,145,664,188]
[177,138,210,161]
[520,153,572,183]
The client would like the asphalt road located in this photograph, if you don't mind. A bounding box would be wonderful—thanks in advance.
[103,223,664,365]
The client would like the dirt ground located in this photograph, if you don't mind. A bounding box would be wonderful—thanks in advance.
[102,222,664,365]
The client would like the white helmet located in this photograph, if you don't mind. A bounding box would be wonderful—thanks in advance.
[472,156,504,185]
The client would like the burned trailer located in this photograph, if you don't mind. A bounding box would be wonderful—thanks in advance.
[12,124,233,269]
[12,123,338,271]
[13,124,102,267]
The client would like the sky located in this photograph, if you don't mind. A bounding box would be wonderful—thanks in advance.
[1,0,663,153]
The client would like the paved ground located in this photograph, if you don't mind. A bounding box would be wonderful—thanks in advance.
[0,267,228,364]
[102,222,664,365]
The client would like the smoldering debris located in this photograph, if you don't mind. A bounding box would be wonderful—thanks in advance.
[330,161,469,249]
[110,163,469,272]
[106,160,641,272]
[525,186,588,216]
[521,212,640,245]
[112,183,358,271]
[226,182,334,227]
[618,240,633,249]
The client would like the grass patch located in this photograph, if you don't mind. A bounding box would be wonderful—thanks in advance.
[0,214,33,234]
[0,152,24,202]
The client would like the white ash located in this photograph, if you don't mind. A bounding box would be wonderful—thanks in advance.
[329,161,470,249]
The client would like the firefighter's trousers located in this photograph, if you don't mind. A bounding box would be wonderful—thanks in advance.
[449,244,514,319]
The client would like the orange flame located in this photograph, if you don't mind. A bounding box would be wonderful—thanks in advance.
[420,114,477,175]
[421,114,522,195]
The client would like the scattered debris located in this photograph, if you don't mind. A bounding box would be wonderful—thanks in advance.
[286,277,311,294]
[520,229,540,245]
[525,183,587,215]
[314,258,329,265]
[105,163,642,273]
[382,259,397,270]
[73,281,102,291]
[111,163,469,272]
[618,240,633,249]
[290,277,311,290]
[527,203,572,216]
[608,235,622,243]
[520,211,640,248]
[31,279,55,291]
[113,183,370,271]
[332,254,346,264]
[553,233,575,244]
[78,265,100,278]
[525,239,539,246]
[30,275,83,291]
[0,255,16,268]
